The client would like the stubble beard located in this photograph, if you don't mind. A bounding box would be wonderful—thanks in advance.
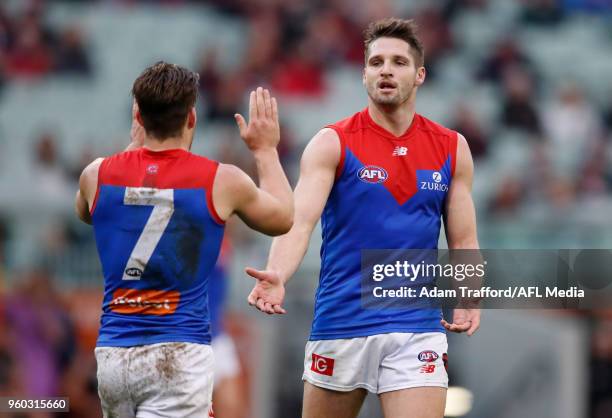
[367,82,413,109]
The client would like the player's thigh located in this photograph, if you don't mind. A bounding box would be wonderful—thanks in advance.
[212,333,241,385]
[378,332,448,394]
[212,333,244,417]
[95,346,136,418]
[213,377,245,418]
[134,342,214,418]
[379,387,446,418]
[302,381,367,418]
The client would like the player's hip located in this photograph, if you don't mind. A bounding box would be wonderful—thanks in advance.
[95,342,214,418]
[97,315,212,347]
[309,306,444,340]
[303,332,448,394]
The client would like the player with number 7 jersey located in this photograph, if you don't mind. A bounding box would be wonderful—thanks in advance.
[75,62,293,418]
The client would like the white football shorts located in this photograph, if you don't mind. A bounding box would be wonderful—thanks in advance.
[95,342,214,418]
[211,333,240,385]
[303,332,448,394]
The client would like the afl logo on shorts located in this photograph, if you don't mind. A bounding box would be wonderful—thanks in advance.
[311,353,335,376]
[418,350,439,363]
[358,165,388,184]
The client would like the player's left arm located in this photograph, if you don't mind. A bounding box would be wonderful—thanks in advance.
[442,133,481,336]
[75,158,103,225]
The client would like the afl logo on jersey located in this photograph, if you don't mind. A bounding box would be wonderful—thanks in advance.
[418,350,439,363]
[124,267,143,278]
[358,165,388,184]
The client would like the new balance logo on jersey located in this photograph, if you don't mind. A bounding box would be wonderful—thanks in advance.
[392,146,408,156]
[358,165,388,184]
[311,353,335,376]
[420,171,448,192]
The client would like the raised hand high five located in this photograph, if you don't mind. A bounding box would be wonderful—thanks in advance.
[234,87,280,153]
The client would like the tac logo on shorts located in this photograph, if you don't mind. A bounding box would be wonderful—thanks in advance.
[418,350,439,363]
[311,353,335,376]
[110,288,180,315]
[358,165,388,184]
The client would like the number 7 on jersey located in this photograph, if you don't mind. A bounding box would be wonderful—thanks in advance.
[122,187,174,280]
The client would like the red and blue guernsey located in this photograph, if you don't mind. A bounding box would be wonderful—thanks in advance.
[311,108,458,340]
[91,148,225,347]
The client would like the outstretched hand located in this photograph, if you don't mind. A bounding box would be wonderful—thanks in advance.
[234,87,280,152]
[245,267,286,315]
[441,308,480,336]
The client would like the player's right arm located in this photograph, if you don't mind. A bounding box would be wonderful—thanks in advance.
[244,127,340,314]
[213,87,294,236]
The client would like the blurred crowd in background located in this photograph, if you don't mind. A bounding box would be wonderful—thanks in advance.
[1,0,612,417]
[2,0,612,221]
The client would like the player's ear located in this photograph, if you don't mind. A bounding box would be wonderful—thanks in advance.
[362,53,367,86]
[187,107,196,129]
[135,110,145,127]
[415,66,426,87]
[132,99,139,119]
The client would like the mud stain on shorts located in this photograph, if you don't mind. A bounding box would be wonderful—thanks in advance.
[98,384,119,418]
[96,351,122,418]
[155,342,188,381]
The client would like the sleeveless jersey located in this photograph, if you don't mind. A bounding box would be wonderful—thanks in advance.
[92,148,225,347]
[311,108,458,340]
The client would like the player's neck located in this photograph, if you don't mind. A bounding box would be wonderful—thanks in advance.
[367,100,415,137]
[143,134,191,152]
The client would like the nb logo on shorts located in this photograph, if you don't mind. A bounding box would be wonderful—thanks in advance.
[311,353,335,376]
[420,364,436,374]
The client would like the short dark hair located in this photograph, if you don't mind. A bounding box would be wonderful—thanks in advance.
[363,18,425,67]
[132,61,199,139]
